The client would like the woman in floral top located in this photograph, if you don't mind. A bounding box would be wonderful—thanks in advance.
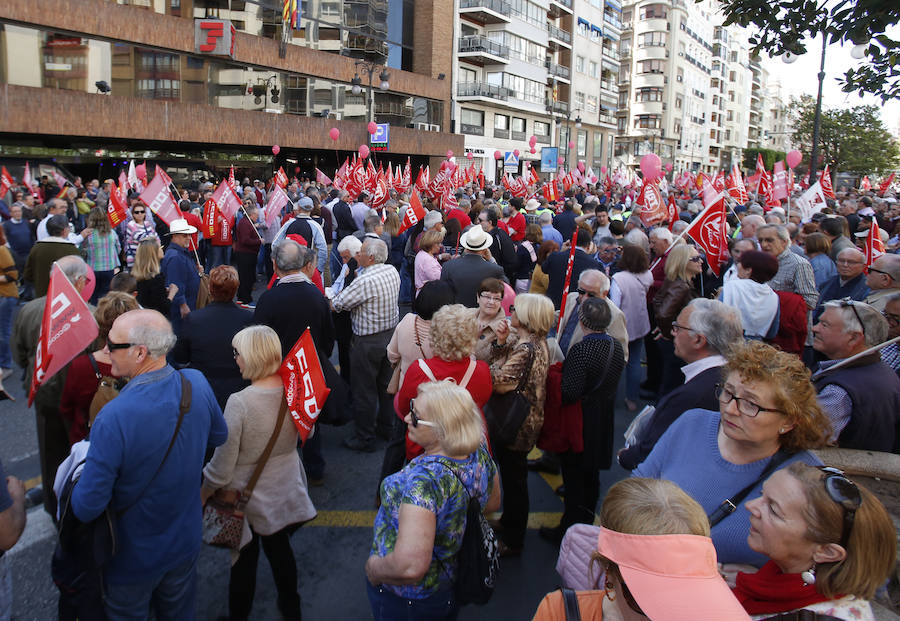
[124,204,155,269]
[366,381,500,620]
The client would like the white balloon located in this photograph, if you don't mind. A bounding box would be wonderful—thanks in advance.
[782,51,798,64]
[850,43,868,59]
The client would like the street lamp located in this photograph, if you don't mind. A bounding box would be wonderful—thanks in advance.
[351,60,390,123]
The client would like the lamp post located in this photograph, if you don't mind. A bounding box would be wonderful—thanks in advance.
[351,60,390,123]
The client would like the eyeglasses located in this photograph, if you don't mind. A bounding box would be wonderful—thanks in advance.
[106,338,134,351]
[715,384,784,418]
[819,467,862,548]
[132,210,145,214]
[688,256,703,263]
[479,293,502,303]
[670,322,696,334]
[232,347,240,358]
[883,311,900,328]
[408,399,437,428]
[576,287,598,298]
[838,298,866,340]
[868,267,891,278]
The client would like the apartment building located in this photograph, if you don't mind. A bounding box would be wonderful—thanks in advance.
[761,80,793,154]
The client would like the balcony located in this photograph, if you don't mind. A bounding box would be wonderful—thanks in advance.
[600,79,617,93]
[494,127,510,139]
[603,12,623,31]
[547,24,572,49]
[545,60,571,81]
[459,0,511,25]
[458,35,510,66]
[602,46,620,62]
[548,0,573,18]
[546,99,570,115]
[457,81,513,101]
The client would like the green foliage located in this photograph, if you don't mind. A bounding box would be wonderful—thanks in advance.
[743,148,786,171]
[712,0,900,102]
[789,95,900,176]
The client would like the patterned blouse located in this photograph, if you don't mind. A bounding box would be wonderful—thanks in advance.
[371,444,496,600]
[488,333,550,452]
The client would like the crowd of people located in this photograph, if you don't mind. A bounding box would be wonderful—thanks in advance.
[0,168,898,621]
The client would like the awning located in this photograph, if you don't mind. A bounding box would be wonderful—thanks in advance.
[577,17,590,27]
[591,24,603,36]
[606,0,622,11]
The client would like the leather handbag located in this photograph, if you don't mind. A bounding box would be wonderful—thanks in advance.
[202,397,288,550]
[484,343,535,447]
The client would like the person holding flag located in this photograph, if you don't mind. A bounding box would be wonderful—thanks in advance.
[161,218,202,334]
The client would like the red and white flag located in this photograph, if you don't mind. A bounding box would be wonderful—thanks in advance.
[23,163,38,200]
[425,166,449,201]
[399,192,427,234]
[860,176,871,192]
[202,199,218,238]
[274,166,289,189]
[821,165,836,200]
[864,219,885,270]
[139,166,181,225]
[28,264,99,405]
[264,184,290,227]
[372,170,390,209]
[666,195,679,232]
[228,165,236,190]
[127,161,140,191]
[878,172,895,197]
[107,181,129,228]
[279,328,331,443]
[117,170,128,194]
[414,167,428,194]
[725,165,748,204]
[315,168,332,186]
[366,160,378,191]
[794,181,828,223]
[542,179,559,203]
[51,170,68,192]
[712,171,726,193]
[210,178,241,224]
[0,167,14,201]
[772,161,789,201]
[402,158,412,193]
[636,181,666,227]
[684,181,728,277]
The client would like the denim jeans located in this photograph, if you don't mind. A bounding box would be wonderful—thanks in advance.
[0,296,16,369]
[367,582,457,621]
[103,554,198,621]
[206,245,230,271]
[624,338,645,402]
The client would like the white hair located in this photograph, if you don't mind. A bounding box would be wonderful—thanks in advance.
[337,235,362,255]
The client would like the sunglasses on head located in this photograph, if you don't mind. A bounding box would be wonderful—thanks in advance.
[819,467,862,548]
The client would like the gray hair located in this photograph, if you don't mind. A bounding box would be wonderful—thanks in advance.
[539,211,553,225]
[273,239,313,272]
[649,227,673,243]
[337,235,362,255]
[361,237,389,264]
[364,214,382,233]
[578,268,610,294]
[46,214,70,237]
[128,321,176,358]
[758,224,790,242]
[55,255,88,284]
[623,228,650,254]
[458,198,471,210]
[595,236,617,249]
[822,300,888,348]
[685,298,744,356]
[747,203,765,216]
[671,220,688,235]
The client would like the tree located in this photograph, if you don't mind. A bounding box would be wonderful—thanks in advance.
[789,94,900,176]
[743,148,786,171]
[714,0,900,102]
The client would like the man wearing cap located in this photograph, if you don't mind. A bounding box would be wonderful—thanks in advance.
[865,254,900,311]
[273,196,327,274]
[440,226,505,307]
[161,218,201,334]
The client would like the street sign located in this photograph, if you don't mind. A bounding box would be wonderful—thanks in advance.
[541,147,559,173]
[194,19,236,58]
[504,151,519,173]
[370,123,390,151]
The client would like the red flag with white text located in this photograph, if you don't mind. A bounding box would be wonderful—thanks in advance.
[228,165,236,190]
[667,195,678,231]
[107,182,129,228]
[772,161,788,200]
[202,199,218,238]
[636,181,666,227]
[0,167,14,201]
[414,167,428,194]
[28,264,99,405]
[684,182,728,277]
[315,168,333,186]
[274,166,289,190]
[878,172,895,197]
[139,166,181,225]
[210,178,241,224]
[372,171,390,209]
[864,219,885,270]
[264,184,290,227]
[399,192,427,234]
[279,328,330,443]
[725,165,748,204]
[860,176,871,192]
[821,165,836,200]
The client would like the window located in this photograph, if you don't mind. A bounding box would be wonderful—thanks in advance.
[640,4,668,19]
[617,117,627,132]
[638,32,666,47]
[638,60,665,74]
[634,114,661,129]
[534,121,549,136]
[459,67,476,83]
[577,130,587,157]
[494,114,509,130]
[593,132,603,164]
[591,25,602,42]
[675,96,683,109]
[576,55,585,73]
[636,87,664,102]
[577,19,590,38]
[589,61,598,78]
[587,95,598,114]
[575,91,585,109]
[460,108,484,135]
[512,117,526,133]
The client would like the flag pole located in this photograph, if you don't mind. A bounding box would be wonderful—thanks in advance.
[815,336,899,375]
[238,202,265,242]
[556,230,579,335]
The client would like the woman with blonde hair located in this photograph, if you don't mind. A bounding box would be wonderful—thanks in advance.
[534,478,750,620]
[488,292,553,556]
[366,380,501,620]
[202,325,316,621]
[414,229,446,295]
[81,207,121,303]
[132,236,177,316]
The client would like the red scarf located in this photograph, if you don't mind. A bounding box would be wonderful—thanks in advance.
[732,561,833,614]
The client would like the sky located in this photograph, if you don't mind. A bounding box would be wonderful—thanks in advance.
[761,25,900,138]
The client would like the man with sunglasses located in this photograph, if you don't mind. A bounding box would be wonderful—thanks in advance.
[864,254,900,312]
[811,299,900,452]
[555,269,628,359]
[880,292,900,374]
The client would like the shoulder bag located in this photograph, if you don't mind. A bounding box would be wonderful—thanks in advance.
[202,397,288,550]
[708,451,791,527]
[86,353,127,428]
[484,342,535,447]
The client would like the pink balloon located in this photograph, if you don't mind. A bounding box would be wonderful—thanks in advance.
[529,135,537,146]
[640,153,662,182]
[271,144,280,156]
[530,147,536,154]
[367,122,377,135]
[513,149,520,157]
[591,175,598,183]
[358,144,369,159]
[329,127,340,141]
[558,157,565,165]
[786,149,802,169]
[600,166,607,174]
[567,141,575,150]
[467,152,474,160]
[446,150,454,158]
[577,161,586,173]
[494,150,502,159]
[665,163,673,172]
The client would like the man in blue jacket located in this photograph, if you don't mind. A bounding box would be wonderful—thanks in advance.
[72,309,227,620]
[161,218,201,335]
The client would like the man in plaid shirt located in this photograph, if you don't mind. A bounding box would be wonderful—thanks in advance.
[332,238,400,452]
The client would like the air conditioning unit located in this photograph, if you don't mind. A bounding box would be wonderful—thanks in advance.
[415,123,441,132]
[415,122,430,131]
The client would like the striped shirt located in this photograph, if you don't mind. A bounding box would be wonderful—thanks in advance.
[332,263,400,336]
[83,230,122,271]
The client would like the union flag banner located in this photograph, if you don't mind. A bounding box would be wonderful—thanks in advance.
[279,328,330,442]
[402,158,412,193]
[712,171,726,193]
[210,178,241,224]
[264,184,290,227]
[725,165,748,204]
[821,165,836,200]
[28,264,99,405]
[542,179,559,203]
[274,166,289,189]
[425,166,450,201]
[414,167,428,194]
[684,181,728,277]
[879,172,895,197]
[399,192,427,234]
[477,168,485,190]
[202,199,218,238]
[107,182,129,228]
[864,219,885,270]
[228,165,236,189]
[127,160,140,191]
[0,167,14,201]
[772,161,788,201]
[860,176,871,192]
[23,162,39,201]
[139,166,181,225]
[366,160,378,191]
[666,195,678,232]
[794,181,827,223]
[315,168,332,186]
[636,181,666,227]
[372,171,390,209]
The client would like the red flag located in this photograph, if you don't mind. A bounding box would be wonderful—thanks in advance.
[542,179,559,203]
[684,182,728,277]
[315,168,333,186]
[366,160,378,191]
[725,165,748,204]
[264,184,290,227]
[107,182,129,227]
[210,178,241,224]
[414,167,428,194]
[274,166,289,189]
[402,158,412,193]
[528,166,539,187]
[712,171,726,193]
[228,165,236,189]
[399,192,427,234]
[0,167,14,201]
[878,172,895,197]
[477,168,485,190]
[23,162,39,201]
[425,166,449,201]
[202,199,218,238]
[821,165,836,200]
[636,181,666,227]
[667,195,678,231]
[864,219,885,270]
[139,166,181,225]
[556,231,579,334]
[860,176,871,192]
[28,264,99,405]
[278,328,331,443]
[372,170,390,209]
[772,161,788,200]
[512,176,529,198]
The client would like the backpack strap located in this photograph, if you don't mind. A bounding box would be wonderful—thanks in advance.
[560,587,582,621]
[417,358,438,382]
[459,356,477,390]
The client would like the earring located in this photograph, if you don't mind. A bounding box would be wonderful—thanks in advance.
[779,428,786,433]
[801,565,816,586]
[605,580,616,601]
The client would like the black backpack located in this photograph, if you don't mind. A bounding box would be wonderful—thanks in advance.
[436,460,499,606]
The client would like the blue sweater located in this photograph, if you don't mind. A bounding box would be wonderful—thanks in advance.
[71,366,227,584]
[161,242,200,332]
[3,219,34,258]
[633,409,821,566]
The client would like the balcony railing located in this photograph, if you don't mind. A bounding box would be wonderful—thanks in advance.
[600,80,617,92]
[458,35,509,58]
[459,0,511,15]
[457,81,513,100]
[547,24,572,44]
[494,128,510,139]
[602,46,620,61]
[603,13,624,30]
[551,0,573,8]
[546,99,570,115]
[545,61,571,79]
